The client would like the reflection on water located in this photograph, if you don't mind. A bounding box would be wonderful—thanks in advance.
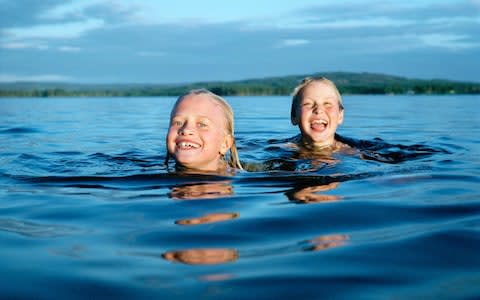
[307,234,349,251]
[175,212,239,225]
[163,248,239,265]
[286,182,341,204]
[168,181,234,200]
[161,234,348,265]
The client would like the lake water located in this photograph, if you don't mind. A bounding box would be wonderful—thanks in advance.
[1,95,479,299]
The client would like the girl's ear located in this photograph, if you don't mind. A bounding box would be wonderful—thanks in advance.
[291,116,299,125]
[338,109,344,125]
[291,106,299,125]
[220,134,234,155]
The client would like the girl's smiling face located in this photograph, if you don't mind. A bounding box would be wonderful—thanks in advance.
[297,81,344,148]
[167,93,232,172]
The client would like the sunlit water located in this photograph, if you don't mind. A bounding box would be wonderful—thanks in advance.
[1,95,479,299]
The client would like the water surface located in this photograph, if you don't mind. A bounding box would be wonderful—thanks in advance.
[1,95,479,299]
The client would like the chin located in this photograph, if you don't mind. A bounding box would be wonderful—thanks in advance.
[175,158,198,167]
[310,133,329,142]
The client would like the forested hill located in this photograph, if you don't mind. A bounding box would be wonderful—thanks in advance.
[1,72,479,97]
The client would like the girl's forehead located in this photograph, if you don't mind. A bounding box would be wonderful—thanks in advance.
[174,94,223,113]
[172,95,228,126]
[302,82,339,101]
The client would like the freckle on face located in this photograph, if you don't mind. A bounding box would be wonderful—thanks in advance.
[166,94,228,171]
[298,82,343,147]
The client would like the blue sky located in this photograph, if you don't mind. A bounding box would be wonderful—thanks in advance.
[1,0,479,83]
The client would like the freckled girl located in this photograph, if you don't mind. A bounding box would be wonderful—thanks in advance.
[166,89,242,173]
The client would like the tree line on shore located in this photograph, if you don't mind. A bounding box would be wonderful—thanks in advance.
[1,72,479,97]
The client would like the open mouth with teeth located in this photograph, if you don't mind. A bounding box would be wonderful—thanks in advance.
[176,141,201,150]
[310,119,328,131]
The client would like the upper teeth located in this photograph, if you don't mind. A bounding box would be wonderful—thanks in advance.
[179,142,199,148]
[312,120,327,125]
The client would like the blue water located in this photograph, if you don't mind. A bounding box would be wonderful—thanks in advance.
[1,95,479,299]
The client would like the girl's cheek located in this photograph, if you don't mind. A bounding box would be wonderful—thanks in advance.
[167,128,177,138]
[326,107,337,113]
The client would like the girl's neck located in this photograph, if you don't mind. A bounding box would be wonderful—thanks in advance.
[300,137,338,152]
[175,160,232,175]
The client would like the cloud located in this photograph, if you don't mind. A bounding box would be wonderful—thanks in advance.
[3,18,105,40]
[276,39,310,48]
[1,42,49,50]
[58,46,82,53]
[40,0,105,20]
[0,41,82,53]
[0,73,72,82]
[0,0,65,27]
[248,17,414,31]
[1,0,479,83]
[417,33,480,50]
[246,2,479,32]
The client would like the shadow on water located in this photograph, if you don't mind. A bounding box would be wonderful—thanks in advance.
[248,133,451,171]
[0,127,42,134]
[336,134,451,164]
[6,134,450,195]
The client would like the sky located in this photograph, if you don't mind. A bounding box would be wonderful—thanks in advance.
[1,0,479,84]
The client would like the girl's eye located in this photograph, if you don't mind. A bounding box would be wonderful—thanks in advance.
[303,102,314,108]
[198,122,208,128]
[171,120,183,126]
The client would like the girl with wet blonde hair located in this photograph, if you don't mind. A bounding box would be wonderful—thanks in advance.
[166,89,242,173]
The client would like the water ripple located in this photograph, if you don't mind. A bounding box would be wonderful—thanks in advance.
[0,127,41,134]
[0,218,86,238]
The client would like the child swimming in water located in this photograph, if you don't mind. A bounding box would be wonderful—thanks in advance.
[290,76,349,152]
[166,89,242,173]
[254,76,444,172]
[241,77,350,172]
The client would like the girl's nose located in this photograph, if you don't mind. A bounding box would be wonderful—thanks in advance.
[179,122,194,135]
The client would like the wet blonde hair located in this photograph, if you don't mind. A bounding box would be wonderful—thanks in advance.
[291,77,344,125]
[166,89,243,170]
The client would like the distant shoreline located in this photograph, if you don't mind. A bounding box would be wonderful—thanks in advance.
[1,71,479,97]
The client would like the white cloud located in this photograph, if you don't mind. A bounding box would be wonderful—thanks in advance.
[425,16,480,26]
[254,17,414,31]
[40,0,105,20]
[109,0,327,25]
[58,46,81,52]
[276,39,310,48]
[418,33,480,50]
[1,42,49,50]
[3,18,104,40]
[0,74,72,82]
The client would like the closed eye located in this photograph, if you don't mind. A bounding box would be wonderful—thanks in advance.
[171,119,184,127]
[198,118,211,128]
[302,102,314,108]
